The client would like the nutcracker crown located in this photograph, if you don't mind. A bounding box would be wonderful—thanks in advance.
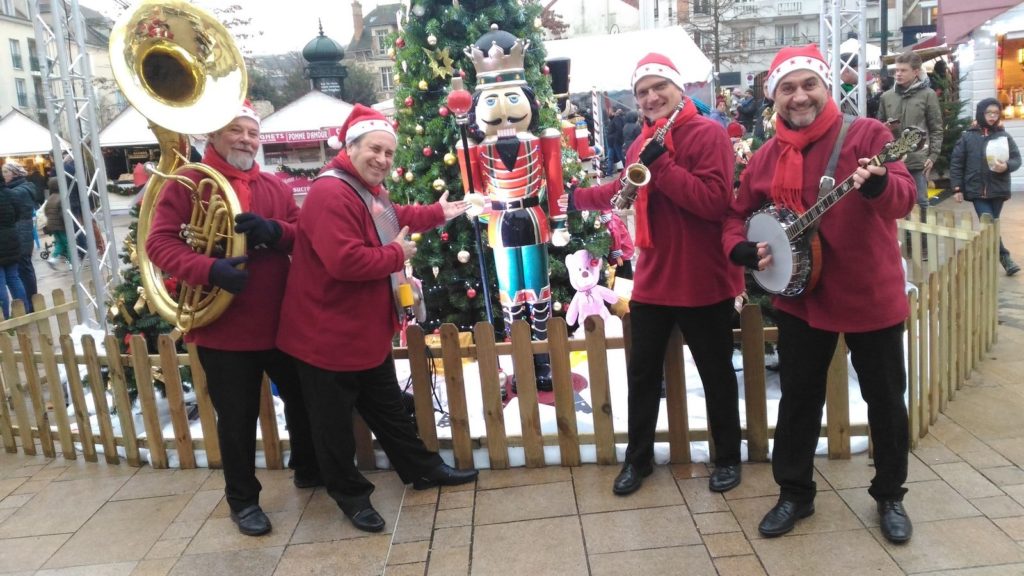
[466,26,528,90]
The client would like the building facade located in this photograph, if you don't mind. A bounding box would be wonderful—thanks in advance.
[0,1,122,129]
[346,1,400,103]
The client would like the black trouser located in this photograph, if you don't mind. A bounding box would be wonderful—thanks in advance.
[624,300,741,468]
[196,347,319,514]
[17,253,36,309]
[295,355,442,515]
[773,311,909,503]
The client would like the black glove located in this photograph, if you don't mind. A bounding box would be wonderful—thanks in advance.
[729,241,761,270]
[638,139,667,166]
[234,213,282,249]
[858,171,888,200]
[208,256,249,294]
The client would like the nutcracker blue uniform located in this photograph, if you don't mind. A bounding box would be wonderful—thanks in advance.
[457,27,568,390]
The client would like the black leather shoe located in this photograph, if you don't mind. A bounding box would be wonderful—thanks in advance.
[612,463,653,496]
[345,506,385,533]
[412,463,479,490]
[229,505,272,536]
[709,464,741,493]
[877,500,913,544]
[758,499,815,537]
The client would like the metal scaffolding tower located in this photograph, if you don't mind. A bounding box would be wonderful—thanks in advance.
[820,0,868,116]
[29,0,120,329]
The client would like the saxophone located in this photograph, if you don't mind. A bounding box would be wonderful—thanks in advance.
[610,101,686,211]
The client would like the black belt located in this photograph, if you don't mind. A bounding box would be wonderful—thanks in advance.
[491,196,540,211]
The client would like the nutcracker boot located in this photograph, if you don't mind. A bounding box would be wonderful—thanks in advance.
[530,300,553,392]
[504,302,531,394]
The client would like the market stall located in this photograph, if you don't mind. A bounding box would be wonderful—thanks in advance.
[0,108,70,183]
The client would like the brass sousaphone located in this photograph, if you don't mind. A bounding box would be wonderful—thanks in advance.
[109,0,249,333]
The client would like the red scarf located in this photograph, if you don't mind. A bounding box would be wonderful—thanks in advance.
[632,95,698,248]
[770,98,840,213]
[202,146,259,211]
[326,150,384,196]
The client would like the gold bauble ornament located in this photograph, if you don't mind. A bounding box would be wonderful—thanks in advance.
[553,301,563,312]
[427,33,437,46]
[387,47,396,59]
[457,249,470,263]
[418,79,429,91]
[443,152,457,165]
[405,171,415,182]
[411,232,422,242]
[415,124,424,135]
[392,170,401,182]
[393,73,401,84]
[432,178,445,191]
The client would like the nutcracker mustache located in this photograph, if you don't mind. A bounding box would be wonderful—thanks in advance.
[481,114,528,126]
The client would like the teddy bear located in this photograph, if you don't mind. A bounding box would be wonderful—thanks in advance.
[564,249,619,334]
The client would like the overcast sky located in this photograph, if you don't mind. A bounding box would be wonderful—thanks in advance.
[89,0,384,55]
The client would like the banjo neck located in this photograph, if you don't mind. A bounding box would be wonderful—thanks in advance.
[785,154,884,240]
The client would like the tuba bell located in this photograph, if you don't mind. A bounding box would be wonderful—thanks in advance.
[109,0,249,333]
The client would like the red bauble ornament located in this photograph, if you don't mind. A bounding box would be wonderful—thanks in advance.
[404,96,414,107]
[439,106,450,117]
[446,88,472,116]
[542,65,550,75]
[570,177,579,186]
[458,69,466,78]
[440,231,449,241]
[396,167,405,176]
[396,37,405,48]
[392,120,400,130]
[423,146,433,157]
[467,288,477,299]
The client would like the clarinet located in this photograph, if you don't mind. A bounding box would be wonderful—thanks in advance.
[610,101,686,211]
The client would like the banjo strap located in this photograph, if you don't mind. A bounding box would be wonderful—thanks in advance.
[317,168,408,322]
[818,114,857,199]
[810,114,857,234]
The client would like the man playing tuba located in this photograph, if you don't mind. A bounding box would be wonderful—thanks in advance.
[146,102,320,537]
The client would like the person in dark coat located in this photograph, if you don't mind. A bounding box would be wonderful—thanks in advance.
[3,161,38,309]
[0,183,28,318]
[621,109,641,159]
[951,98,1022,275]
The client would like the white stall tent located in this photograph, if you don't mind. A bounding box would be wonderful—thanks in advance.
[544,26,714,93]
[98,105,157,148]
[0,108,70,156]
[259,90,354,142]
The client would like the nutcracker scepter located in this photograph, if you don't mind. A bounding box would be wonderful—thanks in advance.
[446,77,494,325]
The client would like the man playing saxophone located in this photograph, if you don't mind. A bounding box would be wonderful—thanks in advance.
[146,102,320,537]
[563,53,745,496]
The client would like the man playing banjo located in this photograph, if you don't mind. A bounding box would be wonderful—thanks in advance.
[723,44,917,544]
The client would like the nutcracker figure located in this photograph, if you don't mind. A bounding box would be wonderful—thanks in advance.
[457,26,567,391]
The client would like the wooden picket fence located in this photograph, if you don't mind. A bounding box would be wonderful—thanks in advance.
[0,206,998,470]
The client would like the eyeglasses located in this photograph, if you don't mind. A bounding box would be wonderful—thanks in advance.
[985,111,1002,117]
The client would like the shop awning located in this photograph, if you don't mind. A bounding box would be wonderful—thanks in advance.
[0,108,69,157]
[259,90,354,145]
[99,105,157,147]
[938,0,1020,45]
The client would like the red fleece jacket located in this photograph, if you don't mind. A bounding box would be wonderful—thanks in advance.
[723,117,916,333]
[145,167,299,350]
[276,171,445,372]
[573,114,744,307]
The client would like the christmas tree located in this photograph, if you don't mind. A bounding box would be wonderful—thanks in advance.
[108,204,186,399]
[388,0,610,337]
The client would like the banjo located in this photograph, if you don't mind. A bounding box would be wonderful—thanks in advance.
[745,127,926,296]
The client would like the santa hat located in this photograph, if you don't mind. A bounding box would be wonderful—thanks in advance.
[631,52,684,94]
[766,44,831,98]
[236,99,261,127]
[340,104,396,146]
